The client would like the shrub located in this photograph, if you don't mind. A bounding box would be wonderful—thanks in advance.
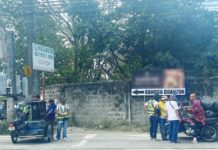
[0,120,9,135]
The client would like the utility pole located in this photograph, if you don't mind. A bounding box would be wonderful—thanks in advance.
[23,0,39,98]
[6,31,16,95]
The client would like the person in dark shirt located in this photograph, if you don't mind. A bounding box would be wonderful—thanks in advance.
[47,99,57,140]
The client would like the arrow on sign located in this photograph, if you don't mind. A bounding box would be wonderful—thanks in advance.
[132,89,145,95]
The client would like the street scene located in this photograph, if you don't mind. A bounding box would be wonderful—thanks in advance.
[1,0,218,149]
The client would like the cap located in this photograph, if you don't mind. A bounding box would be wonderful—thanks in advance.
[59,96,65,100]
[161,95,168,101]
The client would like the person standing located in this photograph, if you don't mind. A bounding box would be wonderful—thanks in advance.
[47,99,57,140]
[165,95,181,143]
[158,95,168,140]
[144,95,159,140]
[186,93,205,143]
[56,97,70,141]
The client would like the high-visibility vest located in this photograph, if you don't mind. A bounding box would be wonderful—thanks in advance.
[57,104,69,119]
[147,99,155,116]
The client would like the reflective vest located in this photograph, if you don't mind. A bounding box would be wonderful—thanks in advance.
[57,104,69,119]
[147,99,155,116]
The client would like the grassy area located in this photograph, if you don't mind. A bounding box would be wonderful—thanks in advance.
[0,120,9,135]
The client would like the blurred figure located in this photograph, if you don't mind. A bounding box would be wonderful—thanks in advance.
[47,99,56,140]
[186,93,205,143]
[144,95,159,140]
[165,95,181,143]
[56,97,70,141]
[158,95,168,140]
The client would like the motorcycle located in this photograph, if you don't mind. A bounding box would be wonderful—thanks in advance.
[162,106,218,142]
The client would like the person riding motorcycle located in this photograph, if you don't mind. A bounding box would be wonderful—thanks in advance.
[185,93,205,143]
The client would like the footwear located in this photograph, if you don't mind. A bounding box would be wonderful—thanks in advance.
[153,138,157,141]
[190,137,197,143]
[63,138,67,141]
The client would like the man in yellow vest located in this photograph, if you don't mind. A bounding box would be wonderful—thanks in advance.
[144,95,159,140]
[56,97,70,141]
[158,95,168,140]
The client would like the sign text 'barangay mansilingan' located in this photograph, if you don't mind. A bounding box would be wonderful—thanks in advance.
[32,43,54,72]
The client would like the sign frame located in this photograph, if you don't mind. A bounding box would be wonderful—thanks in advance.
[32,43,55,72]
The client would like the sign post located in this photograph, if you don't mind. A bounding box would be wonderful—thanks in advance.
[32,43,54,100]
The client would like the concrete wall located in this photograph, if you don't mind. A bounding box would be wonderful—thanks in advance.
[45,78,218,127]
[45,81,136,127]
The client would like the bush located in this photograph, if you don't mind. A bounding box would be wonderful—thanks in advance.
[0,120,9,135]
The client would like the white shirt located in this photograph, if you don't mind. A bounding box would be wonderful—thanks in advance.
[165,100,179,121]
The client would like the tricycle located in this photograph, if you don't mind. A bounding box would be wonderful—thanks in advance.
[8,100,52,143]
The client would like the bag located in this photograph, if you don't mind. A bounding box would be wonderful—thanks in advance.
[205,110,218,118]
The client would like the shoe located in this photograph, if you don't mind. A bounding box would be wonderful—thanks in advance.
[63,138,67,141]
[153,138,157,141]
[150,137,153,140]
[190,137,197,143]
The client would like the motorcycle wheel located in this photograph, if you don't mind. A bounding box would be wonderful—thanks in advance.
[201,125,217,142]
[10,131,18,144]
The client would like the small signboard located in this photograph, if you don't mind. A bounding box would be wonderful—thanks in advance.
[32,43,54,72]
[131,69,185,96]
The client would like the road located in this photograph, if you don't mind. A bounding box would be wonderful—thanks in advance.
[0,128,218,150]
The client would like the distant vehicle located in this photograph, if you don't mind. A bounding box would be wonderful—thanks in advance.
[8,100,52,144]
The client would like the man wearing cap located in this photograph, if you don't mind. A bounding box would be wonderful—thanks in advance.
[56,97,70,141]
[158,95,168,140]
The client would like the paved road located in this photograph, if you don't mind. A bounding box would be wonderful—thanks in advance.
[0,128,218,150]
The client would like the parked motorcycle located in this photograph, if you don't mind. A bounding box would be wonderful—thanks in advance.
[162,107,218,142]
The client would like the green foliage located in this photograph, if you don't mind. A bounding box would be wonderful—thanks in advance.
[0,121,9,135]
[1,0,218,84]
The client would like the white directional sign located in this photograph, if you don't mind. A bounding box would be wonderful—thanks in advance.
[32,43,54,72]
[131,88,186,96]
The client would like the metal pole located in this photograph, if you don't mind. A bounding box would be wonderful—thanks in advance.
[24,0,39,98]
[6,31,16,95]
[42,72,45,100]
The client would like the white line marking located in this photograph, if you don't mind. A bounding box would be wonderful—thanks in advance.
[0,136,10,139]
[84,134,96,139]
[71,140,87,148]
[71,134,96,148]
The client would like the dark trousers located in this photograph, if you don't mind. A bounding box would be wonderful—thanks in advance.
[193,121,203,138]
[169,120,179,143]
[149,115,158,139]
[159,117,167,139]
[48,119,55,139]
